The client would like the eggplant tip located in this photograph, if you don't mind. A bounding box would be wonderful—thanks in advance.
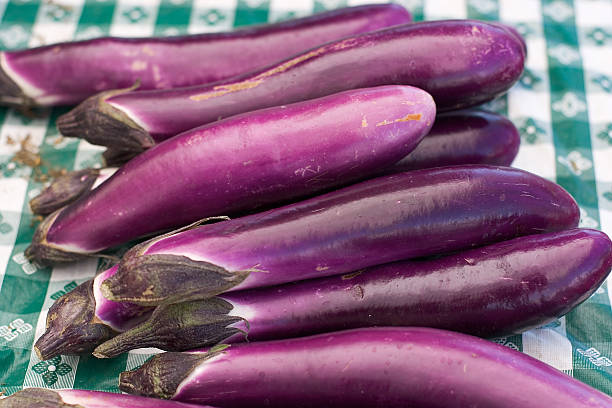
[56,87,154,152]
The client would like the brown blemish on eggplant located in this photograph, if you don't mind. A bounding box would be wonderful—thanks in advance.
[342,270,364,280]
[376,113,422,127]
[190,39,358,102]
[396,113,422,122]
[361,116,368,128]
[376,119,393,126]
[190,79,264,101]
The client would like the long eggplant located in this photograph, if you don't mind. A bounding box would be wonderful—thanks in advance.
[0,4,411,108]
[26,85,435,265]
[57,19,525,152]
[33,165,579,360]
[29,109,519,216]
[0,388,215,408]
[99,165,578,306]
[119,327,612,407]
[92,228,612,358]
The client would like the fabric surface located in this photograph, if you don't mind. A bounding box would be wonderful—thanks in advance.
[0,0,611,397]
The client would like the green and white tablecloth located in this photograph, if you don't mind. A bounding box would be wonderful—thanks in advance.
[0,0,611,397]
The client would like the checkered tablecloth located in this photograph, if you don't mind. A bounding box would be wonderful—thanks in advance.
[0,0,611,397]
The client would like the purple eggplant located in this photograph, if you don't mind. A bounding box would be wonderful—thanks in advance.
[92,228,612,358]
[0,388,215,408]
[392,109,520,171]
[25,85,435,265]
[100,164,578,306]
[119,327,612,407]
[58,19,525,153]
[28,109,519,216]
[33,165,579,360]
[0,4,411,108]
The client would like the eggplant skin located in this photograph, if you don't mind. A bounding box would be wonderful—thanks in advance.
[27,85,436,265]
[132,165,579,291]
[58,19,525,150]
[220,228,612,341]
[99,165,580,306]
[27,109,519,218]
[0,4,411,107]
[119,327,612,408]
[93,228,611,358]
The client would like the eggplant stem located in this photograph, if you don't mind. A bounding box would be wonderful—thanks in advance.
[25,210,89,266]
[93,297,244,358]
[33,280,118,360]
[119,352,212,399]
[29,168,100,216]
[100,253,250,305]
[56,85,154,152]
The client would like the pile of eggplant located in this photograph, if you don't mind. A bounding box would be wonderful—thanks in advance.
[1,3,611,408]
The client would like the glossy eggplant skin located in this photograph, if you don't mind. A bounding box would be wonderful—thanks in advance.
[91,228,612,358]
[392,109,520,171]
[26,85,435,264]
[29,109,518,217]
[0,4,411,107]
[0,388,215,408]
[119,327,612,408]
[58,19,525,151]
[221,228,612,340]
[99,165,580,306]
